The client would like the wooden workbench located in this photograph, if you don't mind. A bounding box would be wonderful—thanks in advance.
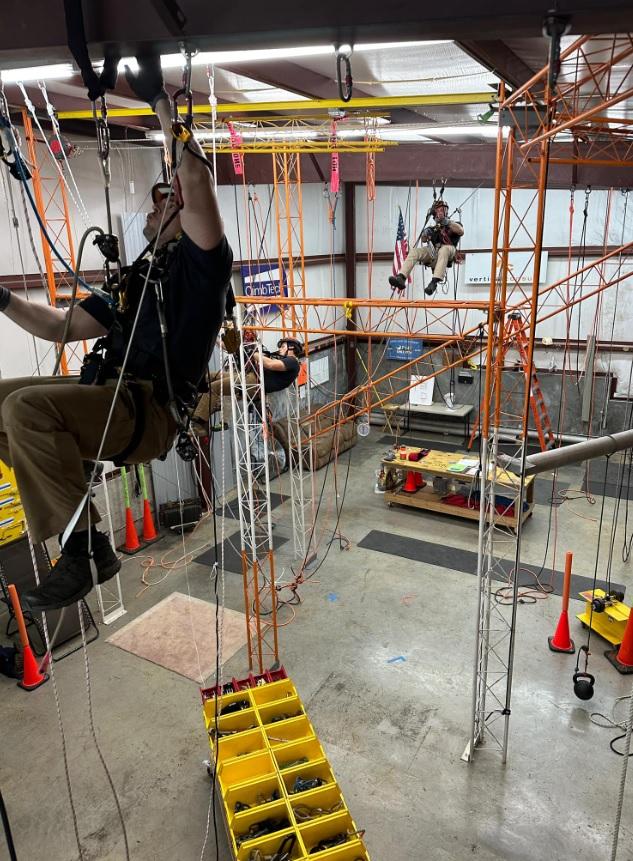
[382,448,535,529]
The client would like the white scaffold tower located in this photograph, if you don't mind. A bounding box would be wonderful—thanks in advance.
[228,304,279,673]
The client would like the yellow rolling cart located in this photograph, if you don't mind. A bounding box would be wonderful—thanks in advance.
[201,670,370,861]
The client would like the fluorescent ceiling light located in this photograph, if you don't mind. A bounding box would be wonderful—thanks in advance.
[417,125,505,138]
[0,63,74,83]
[128,41,451,70]
[148,128,319,141]
[354,41,450,51]
[0,41,455,83]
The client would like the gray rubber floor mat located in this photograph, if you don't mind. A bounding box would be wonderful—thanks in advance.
[357,529,625,598]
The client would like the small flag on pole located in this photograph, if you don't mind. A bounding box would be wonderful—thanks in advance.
[393,208,411,283]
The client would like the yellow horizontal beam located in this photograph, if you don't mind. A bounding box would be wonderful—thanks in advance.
[57,92,495,120]
[202,141,395,154]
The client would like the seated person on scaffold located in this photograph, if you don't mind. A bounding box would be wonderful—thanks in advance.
[0,53,233,613]
[389,199,464,296]
[193,336,304,432]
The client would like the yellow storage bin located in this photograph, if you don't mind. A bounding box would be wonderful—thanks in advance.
[303,842,369,861]
[217,728,267,766]
[290,784,346,825]
[250,678,298,706]
[274,738,325,772]
[259,695,304,726]
[265,715,316,747]
[208,709,259,745]
[282,760,334,796]
[299,811,359,857]
[204,689,255,727]
[220,750,275,792]
[233,799,292,848]
[225,774,284,821]
[236,829,302,861]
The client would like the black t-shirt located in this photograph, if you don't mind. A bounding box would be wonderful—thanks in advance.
[263,356,300,393]
[80,233,233,401]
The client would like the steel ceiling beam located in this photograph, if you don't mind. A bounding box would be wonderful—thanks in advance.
[218,59,428,124]
[457,40,537,90]
[2,1,633,67]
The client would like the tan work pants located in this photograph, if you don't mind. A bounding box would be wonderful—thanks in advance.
[0,376,176,543]
[194,370,258,423]
[399,244,456,281]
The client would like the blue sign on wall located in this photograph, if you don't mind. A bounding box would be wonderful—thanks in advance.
[386,338,424,361]
[242,263,286,313]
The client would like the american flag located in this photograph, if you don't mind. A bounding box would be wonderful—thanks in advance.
[392,208,411,282]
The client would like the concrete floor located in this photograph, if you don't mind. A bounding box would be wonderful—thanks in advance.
[2,433,633,861]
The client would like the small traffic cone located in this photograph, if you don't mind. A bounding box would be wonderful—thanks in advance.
[415,472,426,489]
[548,551,575,654]
[139,465,159,544]
[122,507,141,554]
[142,499,158,542]
[402,471,418,493]
[118,465,143,555]
[7,585,48,691]
[605,606,633,674]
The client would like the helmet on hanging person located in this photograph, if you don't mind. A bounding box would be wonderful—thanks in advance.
[151,181,183,209]
[277,337,305,358]
[431,199,449,219]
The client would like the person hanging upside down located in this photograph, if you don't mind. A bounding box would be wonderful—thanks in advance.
[389,200,464,296]
[0,52,233,612]
[192,337,304,433]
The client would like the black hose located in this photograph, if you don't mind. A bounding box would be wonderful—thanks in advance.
[53,226,104,376]
[0,788,18,861]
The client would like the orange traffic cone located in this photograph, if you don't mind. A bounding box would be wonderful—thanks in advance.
[139,465,159,543]
[7,585,48,691]
[118,465,143,555]
[415,472,426,489]
[402,471,418,493]
[548,551,575,654]
[605,605,633,674]
[122,507,141,554]
[142,499,158,542]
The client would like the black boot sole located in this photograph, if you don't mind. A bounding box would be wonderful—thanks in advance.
[21,581,92,614]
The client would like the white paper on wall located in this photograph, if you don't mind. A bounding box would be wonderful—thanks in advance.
[409,375,434,405]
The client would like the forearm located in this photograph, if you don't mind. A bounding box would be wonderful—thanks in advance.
[1,291,66,341]
[261,355,287,372]
[155,98,214,197]
[155,96,223,248]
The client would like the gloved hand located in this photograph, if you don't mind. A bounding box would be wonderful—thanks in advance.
[421,227,433,241]
[0,286,12,312]
[125,52,168,110]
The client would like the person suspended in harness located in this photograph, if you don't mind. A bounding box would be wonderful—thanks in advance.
[192,337,304,434]
[389,199,464,296]
[0,52,233,613]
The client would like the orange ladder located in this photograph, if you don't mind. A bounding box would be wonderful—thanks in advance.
[468,312,555,451]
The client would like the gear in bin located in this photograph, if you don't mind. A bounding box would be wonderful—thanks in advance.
[236,817,290,847]
[291,775,326,794]
[247,833,296,861]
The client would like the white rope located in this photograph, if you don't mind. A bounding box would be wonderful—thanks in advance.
[24,530,84,860]
[206,66,218,194]
[0,166,42,373]
[77,603,130,859]
[37,80,92,227]
[610,687,633,861]
[17,82,91,227]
